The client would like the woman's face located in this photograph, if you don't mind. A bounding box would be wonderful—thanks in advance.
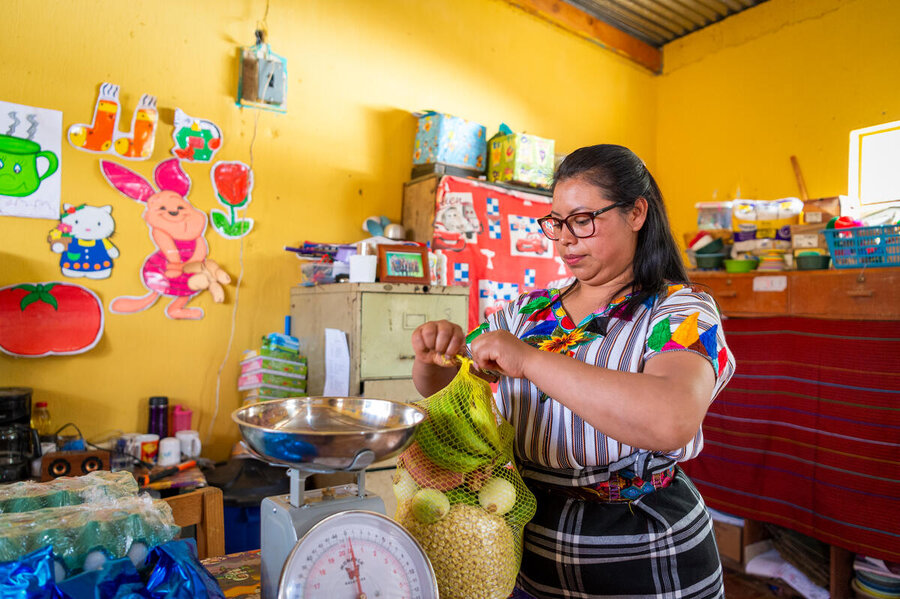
[550,176,646,287]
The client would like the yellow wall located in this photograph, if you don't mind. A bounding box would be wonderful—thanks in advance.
[0,0,656,458]
[657,0,900,241]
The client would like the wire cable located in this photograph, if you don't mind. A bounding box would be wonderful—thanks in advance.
[205,2,271,446]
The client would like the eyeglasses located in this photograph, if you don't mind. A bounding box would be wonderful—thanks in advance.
[537,204,621,240]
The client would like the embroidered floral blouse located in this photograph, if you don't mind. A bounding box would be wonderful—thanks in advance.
[466,284,735,483]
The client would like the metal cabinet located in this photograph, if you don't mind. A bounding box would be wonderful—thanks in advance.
[289,282,469,400]
[290,282,468,517]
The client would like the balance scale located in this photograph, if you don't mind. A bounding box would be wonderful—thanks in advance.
[232,397,440,599]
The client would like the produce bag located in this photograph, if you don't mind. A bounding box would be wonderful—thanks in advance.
[394,357,536,599]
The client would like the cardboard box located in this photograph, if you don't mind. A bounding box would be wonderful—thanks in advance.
[412,111,486,172]
[802,197,841,224]
[713,520,744,564]
[488,131,555,189]
[790,223,827,250]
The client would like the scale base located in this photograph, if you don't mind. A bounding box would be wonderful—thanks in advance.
[260,483,386,599]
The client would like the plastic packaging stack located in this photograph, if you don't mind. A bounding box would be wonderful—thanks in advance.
[239,332,308,403]
[732,198,803,257]
[0,471,138,514]
[393,358,536,599]
[0,494,179,574]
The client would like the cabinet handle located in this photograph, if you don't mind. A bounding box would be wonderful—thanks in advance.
[718,291,738,298]
[397,354,416,360]
[846,289,874,298]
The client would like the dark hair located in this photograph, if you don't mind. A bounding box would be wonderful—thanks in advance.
[553,144,688,317]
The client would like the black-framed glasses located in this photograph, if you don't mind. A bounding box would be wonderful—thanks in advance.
[537,204,621,240]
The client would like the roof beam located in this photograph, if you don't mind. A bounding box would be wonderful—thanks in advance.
[503,0,663,73]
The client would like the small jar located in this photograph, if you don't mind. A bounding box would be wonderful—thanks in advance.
[148,396,169,438]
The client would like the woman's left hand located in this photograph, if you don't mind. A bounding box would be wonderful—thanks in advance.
[470,330,536,379]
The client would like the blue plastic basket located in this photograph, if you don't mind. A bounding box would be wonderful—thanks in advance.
[823,224,900,269]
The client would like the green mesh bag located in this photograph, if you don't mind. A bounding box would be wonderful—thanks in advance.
[394,357,536,599]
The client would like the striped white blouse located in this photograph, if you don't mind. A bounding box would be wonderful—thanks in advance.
[467,284,735,485]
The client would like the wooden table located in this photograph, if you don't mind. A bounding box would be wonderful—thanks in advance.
[203,550,262,598]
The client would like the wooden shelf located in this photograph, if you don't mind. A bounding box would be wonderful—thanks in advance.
[689,267,900,320]
[690,266,900,598]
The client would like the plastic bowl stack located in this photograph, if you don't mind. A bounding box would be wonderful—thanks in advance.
[690,234,727,270]
[795,253,831,270]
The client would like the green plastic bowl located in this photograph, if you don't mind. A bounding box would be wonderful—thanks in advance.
[723,259,758,273]
[695,252,726,269]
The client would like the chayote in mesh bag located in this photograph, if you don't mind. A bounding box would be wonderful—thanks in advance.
[394,357,536,599]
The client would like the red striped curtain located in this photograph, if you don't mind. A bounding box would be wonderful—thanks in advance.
[681,317,900,562]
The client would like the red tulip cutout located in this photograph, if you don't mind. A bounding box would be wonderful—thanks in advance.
[210,161,254,238]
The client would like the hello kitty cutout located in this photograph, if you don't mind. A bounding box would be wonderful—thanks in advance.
[48,203,119,279]
[100,158,230,320]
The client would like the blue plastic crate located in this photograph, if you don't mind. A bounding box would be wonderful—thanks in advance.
[223,505,260,553]
[823,224,900,269]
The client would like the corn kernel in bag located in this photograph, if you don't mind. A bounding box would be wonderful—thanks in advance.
[394,358,535,599]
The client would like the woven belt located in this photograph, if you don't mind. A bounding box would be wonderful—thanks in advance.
[528,466,676,503]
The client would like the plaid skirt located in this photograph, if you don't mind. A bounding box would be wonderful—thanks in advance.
[513,467,723,599]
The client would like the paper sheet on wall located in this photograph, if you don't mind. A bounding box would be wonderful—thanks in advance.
[323,328,350,396]
[0,100,62,219]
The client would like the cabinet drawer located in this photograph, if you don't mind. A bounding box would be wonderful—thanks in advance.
[361,378,422,403]
[359,292,467,379]
[790,269,900,319]
[692,274,789,316]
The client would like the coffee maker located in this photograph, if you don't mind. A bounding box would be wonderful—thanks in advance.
[0,387,41,482]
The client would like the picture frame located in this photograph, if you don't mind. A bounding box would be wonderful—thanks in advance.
[377,244,430,285]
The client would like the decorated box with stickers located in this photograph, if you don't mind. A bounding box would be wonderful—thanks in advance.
[393,358,535,599]
[487,125,555,189]
[412,111,487,173]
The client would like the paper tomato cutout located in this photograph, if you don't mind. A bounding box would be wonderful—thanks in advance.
[0,282,104,357]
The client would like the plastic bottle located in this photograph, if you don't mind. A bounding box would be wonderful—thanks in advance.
[171,405,193,434]
[148,396,169,438]
[32,401,53,441]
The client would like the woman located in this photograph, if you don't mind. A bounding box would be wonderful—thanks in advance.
[411,144,735,598]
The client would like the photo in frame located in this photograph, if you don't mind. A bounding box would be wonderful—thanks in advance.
[377,244,430,285]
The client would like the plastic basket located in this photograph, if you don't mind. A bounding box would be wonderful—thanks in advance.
[823,224,900,269]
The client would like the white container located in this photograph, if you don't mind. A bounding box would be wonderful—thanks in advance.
[175,430,202,459]
[695,201,733,230]
[349,254,377,282]
[158,437,180,466]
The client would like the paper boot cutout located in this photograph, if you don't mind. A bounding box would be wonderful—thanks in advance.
[68,83,120,153]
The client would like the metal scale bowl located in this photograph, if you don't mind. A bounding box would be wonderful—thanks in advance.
[232,397,438,599]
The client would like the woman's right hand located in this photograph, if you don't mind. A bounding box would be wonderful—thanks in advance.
[411,319,466,368]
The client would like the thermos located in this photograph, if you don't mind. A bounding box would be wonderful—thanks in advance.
[148,396,169,438]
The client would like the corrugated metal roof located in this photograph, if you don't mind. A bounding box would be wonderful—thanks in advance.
[564,0,769,47]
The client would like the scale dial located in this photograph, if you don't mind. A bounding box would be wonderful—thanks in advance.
[278,510,439,599]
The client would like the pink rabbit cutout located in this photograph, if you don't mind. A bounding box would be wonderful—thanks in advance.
[101,158,213,320]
